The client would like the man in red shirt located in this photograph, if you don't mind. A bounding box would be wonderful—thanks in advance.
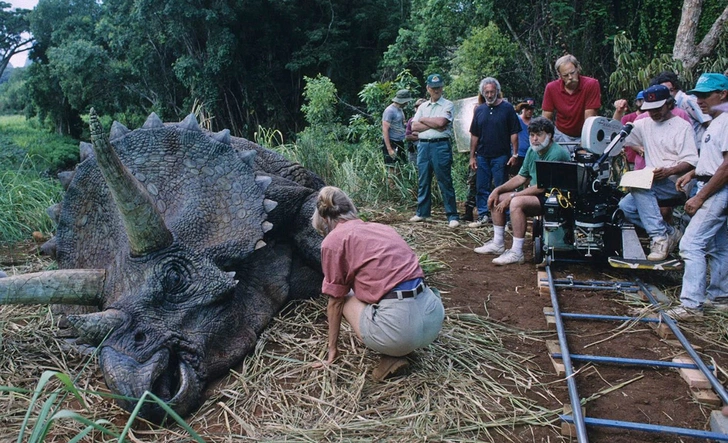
[541,54,601,153]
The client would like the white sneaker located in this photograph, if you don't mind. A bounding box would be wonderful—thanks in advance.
[492,249,525,265]
[448,220,460,228]
[647,236,669,261]
[410,215,426,222]
[468,215,489,228]
[474,240,505,255]
[664,305,703,321]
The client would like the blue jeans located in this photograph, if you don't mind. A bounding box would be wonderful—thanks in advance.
[416,140,459,221]
[475,155,508,217]
[678,183,728,309]
[618,178,683,238]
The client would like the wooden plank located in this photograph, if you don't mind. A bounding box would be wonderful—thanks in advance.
[546,340,565,377]
[673,356,711,390]
[538,271,550,296]
[543,306,556,330]
[647,314,675,340]
[693,389,721,408]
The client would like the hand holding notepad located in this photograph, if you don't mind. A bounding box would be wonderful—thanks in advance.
[619,167,655,189]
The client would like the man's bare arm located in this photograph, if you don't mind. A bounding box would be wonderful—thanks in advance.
[413,116,448,132]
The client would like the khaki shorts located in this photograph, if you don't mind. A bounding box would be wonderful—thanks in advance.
[359,286,445,357]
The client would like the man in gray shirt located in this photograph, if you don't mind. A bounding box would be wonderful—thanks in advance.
[382,89,412,164]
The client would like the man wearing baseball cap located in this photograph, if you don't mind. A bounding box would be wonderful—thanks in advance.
[668,73,728,320]
[382,89,412,165]
[618,84,698,261]
[409,73,460,228]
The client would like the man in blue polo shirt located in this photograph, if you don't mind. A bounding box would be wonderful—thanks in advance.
[467,77,521,227]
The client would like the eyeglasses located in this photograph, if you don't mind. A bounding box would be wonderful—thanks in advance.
[559,69,578,79]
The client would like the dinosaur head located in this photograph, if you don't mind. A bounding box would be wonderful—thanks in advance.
[0,110,296,421]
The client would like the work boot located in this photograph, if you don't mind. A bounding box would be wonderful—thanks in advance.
[463,206,474,222]
[647,236,669,261]
[664,305,703,321]
[372,355,410,381]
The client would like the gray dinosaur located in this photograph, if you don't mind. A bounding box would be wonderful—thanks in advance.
[0,109,324,421]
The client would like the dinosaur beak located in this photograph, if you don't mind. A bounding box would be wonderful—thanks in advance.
[89,108,173,256]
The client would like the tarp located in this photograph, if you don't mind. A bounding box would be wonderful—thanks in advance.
[452,96,479,153]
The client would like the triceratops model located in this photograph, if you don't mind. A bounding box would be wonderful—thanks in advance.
[0,109,324,421]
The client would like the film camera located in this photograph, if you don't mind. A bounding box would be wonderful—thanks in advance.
[531,117,681,269]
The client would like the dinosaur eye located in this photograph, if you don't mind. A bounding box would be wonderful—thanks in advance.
[161,264,189,294]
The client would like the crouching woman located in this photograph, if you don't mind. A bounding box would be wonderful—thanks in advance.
[312,186,445,379]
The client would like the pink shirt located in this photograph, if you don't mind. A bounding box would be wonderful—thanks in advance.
[320,219,424,303]
[542,76,601,137]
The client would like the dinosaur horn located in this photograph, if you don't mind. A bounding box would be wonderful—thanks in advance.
[68,309,127,345]
[89,108,173,255]
[0,269,105,305]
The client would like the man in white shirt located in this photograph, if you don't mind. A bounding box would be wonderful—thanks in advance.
[618,85,698,261]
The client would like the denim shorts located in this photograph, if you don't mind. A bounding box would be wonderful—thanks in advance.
[359,286,445,356]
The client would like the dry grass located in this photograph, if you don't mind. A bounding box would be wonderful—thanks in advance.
[0,220,563,442]
[0,297,560,442]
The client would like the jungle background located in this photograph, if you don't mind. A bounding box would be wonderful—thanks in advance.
[2,0,728,244]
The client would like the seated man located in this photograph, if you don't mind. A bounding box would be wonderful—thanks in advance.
[618,85,698,261]
[474,117,570,265]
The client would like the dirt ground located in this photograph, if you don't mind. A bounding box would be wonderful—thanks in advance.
[420,214,728,443]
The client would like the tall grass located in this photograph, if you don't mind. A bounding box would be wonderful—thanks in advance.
[0,157,62,243]
[275,126,471,213]
[0,115,75,244]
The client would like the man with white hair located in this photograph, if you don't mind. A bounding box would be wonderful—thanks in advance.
[541,54,601,150]
[467,77,521,227]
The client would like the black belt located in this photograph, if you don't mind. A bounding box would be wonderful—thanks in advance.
[380,282,425,300]
[419,137,450,143]
[695,175,712,182]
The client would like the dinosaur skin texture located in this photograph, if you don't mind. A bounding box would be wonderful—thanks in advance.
[5,110,325,422]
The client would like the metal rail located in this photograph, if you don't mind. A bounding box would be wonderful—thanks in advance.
[635,278,728,405]
[545,265,589,442]
[560,415,728,441]
[546,267,728,441]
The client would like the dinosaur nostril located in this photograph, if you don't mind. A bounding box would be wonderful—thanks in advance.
[134,331,146,345]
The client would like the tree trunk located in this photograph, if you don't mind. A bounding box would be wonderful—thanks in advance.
[673,0,728,72]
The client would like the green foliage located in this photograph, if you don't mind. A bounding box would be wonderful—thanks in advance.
[0,115,79,243]
[301,74,340,127]
[0,115,79,173]
[0,67,30,114]
[609,33,685,100]
[358,69,420,116]
[449,22,526,99]
[0,161,61,243]
[4,370,204,442]
[0,1,32,80]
